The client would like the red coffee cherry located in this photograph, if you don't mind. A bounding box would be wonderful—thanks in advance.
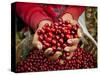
[52,39,57,45]
[59,38,64,44]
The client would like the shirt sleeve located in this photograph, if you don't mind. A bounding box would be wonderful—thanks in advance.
[64,6,85,20]
[16,2,52,31]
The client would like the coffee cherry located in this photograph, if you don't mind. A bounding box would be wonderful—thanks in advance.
[59,38,64,44]
[48,32,53,37]
[40,29,45,34]
[39,34,43,41]
[57,42,61,47]
[65,34,71,39]
[66,29,71,34]
[52,46,56,50]
[74,34,78,38]
[58,18,63,22]
[46,27,51,32]
[56,35,60,40]
[61,33,64,38]
[44,42,50,47]
[52,39,57,45]
[51,28,55,32]
[37,29,42,35]
[44,34,47,39]
[54,22,59,26]
[62,43,67,48]
[67,24,72,29]
[46,37,52,43]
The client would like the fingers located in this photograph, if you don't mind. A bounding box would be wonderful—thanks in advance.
[61,13,78,25]
[64,45,77,52]
[70,20,78,25]
[49,51,62,61]
[36,41,43,50]
[67,38,80,45]
[66,52,74,59]
[77,28,83,38]
[44,48,62,61]
[44,48,53,56]
[32,33,43,49]
[64,38,79,52]
[64,38,80,59]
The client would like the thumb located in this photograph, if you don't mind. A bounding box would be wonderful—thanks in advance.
[32,33,43,49]
[77,28,83,38]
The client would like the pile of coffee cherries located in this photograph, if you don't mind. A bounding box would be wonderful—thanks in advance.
[37,18,79,61]
[38,18,79,49]
[16,48,97,72]
[16,19,97,72]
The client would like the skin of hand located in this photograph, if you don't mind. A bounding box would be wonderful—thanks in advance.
[61,13,83,59]
[32,20,52,50]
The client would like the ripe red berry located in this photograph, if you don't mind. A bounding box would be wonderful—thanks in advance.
[45,42,50,47]
[48,32,53,37]
[39,35,43,41]
[62,43,67,48]
[51,28,55,32]
[52,46,56,50]
[46,37,52,43]
[56,35,60,40]
[67,24,72,29]
[65,34,71,39]
[61,33,64,38]
[59,38,63,44]
[57,42,61,47]
[37,29,42,35]
[52,39,57,45]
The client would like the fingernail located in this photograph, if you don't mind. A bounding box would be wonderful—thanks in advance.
[64,47,70,52]
[54,51,62,60]
[37,42,42,49]
[44,48,53,55]
[56,51,62,56]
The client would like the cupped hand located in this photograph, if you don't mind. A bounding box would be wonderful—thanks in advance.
[32,20,52,50]
[61,13,83,59]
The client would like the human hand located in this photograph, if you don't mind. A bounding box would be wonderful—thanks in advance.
[32,20,52,49]
[61,13,83,59]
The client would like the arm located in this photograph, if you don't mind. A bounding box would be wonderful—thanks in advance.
[16,2,53,50]
[16,2,52,31]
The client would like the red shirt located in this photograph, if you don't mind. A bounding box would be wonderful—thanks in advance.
[16,2,85,31]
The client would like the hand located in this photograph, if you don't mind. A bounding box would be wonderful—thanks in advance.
[61,13,83,59]
[32,20,52,49]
